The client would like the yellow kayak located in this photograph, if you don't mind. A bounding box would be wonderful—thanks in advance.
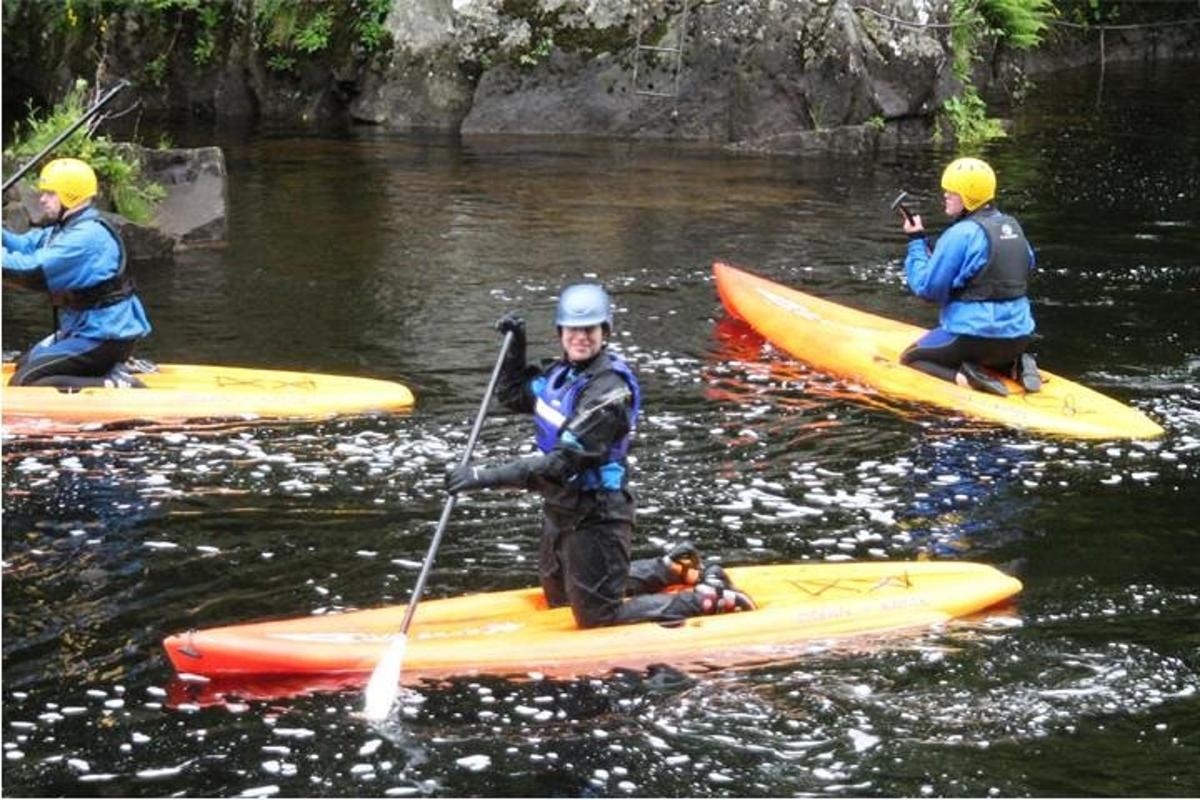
[163,561,1020,690]
[1,362,414,431]
[714,262,1164,440]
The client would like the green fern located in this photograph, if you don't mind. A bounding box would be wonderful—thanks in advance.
[294,10,333,54]
[942,85,1007,146]
[946,0,1050,144]
[981,0,1054,49]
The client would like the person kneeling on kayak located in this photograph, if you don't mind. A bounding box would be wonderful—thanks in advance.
[446,283,754,628]
[899,156,1041,397]
[2,157,151,389]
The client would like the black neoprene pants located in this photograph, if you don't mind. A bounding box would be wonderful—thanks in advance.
[901,333,1034,383]
[9,336,135,387]
[538,489,704,628]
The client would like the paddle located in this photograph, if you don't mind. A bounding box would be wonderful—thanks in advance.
[890,190,915,225]
[892,190,932,255]
[2,80,130,194]
[362,330,515,722]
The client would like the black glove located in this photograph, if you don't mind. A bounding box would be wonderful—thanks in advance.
[445,464,487,493]
[445,459,535,493]
[495,312,526,340]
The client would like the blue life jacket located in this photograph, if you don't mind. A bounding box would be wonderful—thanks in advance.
[531,351,641,491]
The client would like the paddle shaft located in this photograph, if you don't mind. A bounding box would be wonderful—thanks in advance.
[2,80,129,194]
[396,330,514,635]
[891,191,915,225]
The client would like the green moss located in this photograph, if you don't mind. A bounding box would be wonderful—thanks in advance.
[490,0,635,70]
[4,79,165,224]
[3,0,394,88]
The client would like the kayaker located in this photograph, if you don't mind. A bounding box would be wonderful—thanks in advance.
[446,282,755,627]
[2,157,151,388]
[899,156,1040,397]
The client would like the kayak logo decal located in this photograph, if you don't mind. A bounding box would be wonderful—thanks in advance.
[1021,390,1088,418]
[789,592,928,625]
[263,621,526,645]
[415,622,524,640]
[215,376,320,391]
[268,632,395,643]
[786,572,913,597]
[755,287,821,322]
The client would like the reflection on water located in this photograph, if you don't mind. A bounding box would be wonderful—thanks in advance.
[3,61,1199,796]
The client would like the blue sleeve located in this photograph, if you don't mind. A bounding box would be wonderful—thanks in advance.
[905,221,989,305]
[2,226,52,263]
[1,221,117,291]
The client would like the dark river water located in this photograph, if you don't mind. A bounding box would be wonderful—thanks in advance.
[3,60,1199,797]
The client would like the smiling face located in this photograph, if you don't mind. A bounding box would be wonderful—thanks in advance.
[560,324,604,363]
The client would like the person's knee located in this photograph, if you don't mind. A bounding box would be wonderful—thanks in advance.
[541,581,569,609]
[27,374,96,389]
[572,600,620,629]
[9,366,46,386]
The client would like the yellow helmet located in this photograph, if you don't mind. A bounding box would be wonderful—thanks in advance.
[37,158,98,209]
[941,157,996,211]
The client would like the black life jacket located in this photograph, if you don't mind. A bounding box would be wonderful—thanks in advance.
[48,214,136,311]
[951,205,1031,302]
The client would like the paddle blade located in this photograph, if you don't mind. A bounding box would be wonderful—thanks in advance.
[362,633,408,722]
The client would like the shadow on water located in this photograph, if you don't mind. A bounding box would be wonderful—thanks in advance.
[3,60,1199,796]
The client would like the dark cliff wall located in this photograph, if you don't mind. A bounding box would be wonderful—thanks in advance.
[4,0,1197,149]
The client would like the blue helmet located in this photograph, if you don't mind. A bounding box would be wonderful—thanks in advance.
[555,283,613,331]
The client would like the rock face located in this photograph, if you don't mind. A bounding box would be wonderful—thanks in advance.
[458,0,957,150]
[140,147,229,247]
[983,15,1200,91]
[349,0,477,129]
[3,0,1197,153]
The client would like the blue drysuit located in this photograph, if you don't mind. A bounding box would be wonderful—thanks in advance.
[904,213,1036,339]
[3,206,151,385]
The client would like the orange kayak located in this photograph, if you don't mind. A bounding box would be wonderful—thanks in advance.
[163,561,1021,684]
[1,362,414,431]
[713,262,1164,440]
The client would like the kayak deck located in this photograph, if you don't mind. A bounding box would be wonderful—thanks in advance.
[713,262,1164,440]
[1,362,414,429]
[163,561,1021,685]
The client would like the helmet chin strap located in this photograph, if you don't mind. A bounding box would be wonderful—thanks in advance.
[51,198,88,225]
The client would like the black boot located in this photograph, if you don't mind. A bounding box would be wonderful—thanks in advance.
[694,564,756,613]
[956,362,1008,397]
[662,542,702,586]
[1013,353,1041,393]
[103,363,146,389]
